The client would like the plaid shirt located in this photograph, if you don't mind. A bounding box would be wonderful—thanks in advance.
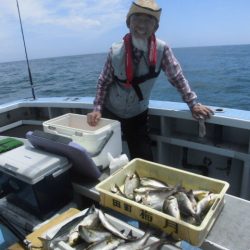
[93,44,197,113]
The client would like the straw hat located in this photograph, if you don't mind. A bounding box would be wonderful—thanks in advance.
[126,0,162,27]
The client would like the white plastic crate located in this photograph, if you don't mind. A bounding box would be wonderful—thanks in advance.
[43,113,122,169]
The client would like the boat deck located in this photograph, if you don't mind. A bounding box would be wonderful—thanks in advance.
[1,112,250,249]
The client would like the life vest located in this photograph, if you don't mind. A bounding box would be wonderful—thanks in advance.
[104,36,166,118]
[121,33,160,101]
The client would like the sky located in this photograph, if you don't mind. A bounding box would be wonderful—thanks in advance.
[0,0,250,63]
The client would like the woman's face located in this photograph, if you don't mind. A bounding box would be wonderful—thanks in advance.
[129,13,157,40]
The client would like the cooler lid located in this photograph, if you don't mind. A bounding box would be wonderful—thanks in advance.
[0,145,71,184]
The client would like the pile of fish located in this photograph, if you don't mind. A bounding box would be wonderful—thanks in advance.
[40,205,175,250]
[110,171,219,226]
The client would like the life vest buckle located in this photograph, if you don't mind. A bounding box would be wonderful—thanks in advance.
[125,81,132,88]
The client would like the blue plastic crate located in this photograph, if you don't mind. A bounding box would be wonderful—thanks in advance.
[0,224,18,250]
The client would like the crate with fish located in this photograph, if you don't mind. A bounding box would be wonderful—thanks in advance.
[41,205,178,250]
[95,158,230,246]
[43,113,122,169]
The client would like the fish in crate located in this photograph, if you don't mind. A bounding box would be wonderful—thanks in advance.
[110,171,219,226]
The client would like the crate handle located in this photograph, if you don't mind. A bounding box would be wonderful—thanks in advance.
[75,131,83,137]
[211,197,221,211]
[48,125,56,131]
[205,197,223,235]
[47,126,73,139]
[52,167,65,178]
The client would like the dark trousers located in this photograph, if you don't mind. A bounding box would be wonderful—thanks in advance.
[102,108,153,161]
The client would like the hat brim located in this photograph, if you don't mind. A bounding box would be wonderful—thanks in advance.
[126,2,162,27]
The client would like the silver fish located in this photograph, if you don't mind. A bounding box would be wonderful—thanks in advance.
[142,185,180,210]
[124,172,140,200]
[138,239,178,250]
[182,215,197,225]
[193,190,210,201]
[110,184,119,193]
[163,196,181,220]
[74,242,89,250]
[38,205,99,248]
[78,226,112,243]
[98,209,130,241]
[114,231,151,250]
[135,193,144,203]
[68,205,100,245]
[186,189,197,212]
[86,236,124,250]
[134,187,159,203]
[140,177,169,189]
[112,184,127,198]
[38,235,68,250]
[175,192,196,217]
[74,241,89,250]
[134,186,171,194]
[196,193,218,217]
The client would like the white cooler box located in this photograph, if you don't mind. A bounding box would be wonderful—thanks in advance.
[43,113,122,170]
[0,145,72,219]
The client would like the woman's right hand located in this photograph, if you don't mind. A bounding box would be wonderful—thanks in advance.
[87,111,102,126]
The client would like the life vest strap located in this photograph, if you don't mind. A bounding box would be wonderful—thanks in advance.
[115,66,160,101]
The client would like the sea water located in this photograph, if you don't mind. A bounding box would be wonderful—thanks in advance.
[0,44,249,111]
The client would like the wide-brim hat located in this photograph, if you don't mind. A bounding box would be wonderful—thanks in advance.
[126,0,162,27]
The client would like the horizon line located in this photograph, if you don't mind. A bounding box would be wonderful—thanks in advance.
[1,42,250,64]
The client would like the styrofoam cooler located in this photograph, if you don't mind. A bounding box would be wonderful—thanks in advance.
[43,113,122,170]
[0,145,72,219]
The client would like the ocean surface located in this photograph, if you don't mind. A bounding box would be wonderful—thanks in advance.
[0,44,250,111]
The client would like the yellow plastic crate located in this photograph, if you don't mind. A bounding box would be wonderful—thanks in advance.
[95,158,229,246]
